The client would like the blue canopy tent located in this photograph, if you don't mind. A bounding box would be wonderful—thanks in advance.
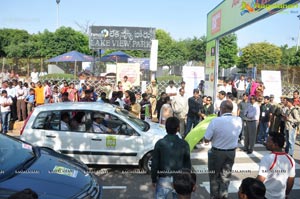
[46,50,94,62]
[46,51,94,77]
[100,51,132,63]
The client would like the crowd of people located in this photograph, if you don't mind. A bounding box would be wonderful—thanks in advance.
[150,75,298,199]
[0,69,298,198]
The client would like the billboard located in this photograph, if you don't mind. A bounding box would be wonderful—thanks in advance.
[261,70,282,102]
[207,0,300,42]
[205,40,217,98]
[89,26,155,51]
[182,66,205,98]
[116,63,140,86]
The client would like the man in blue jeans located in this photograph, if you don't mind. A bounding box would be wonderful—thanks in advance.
[283,97,300,157]
[0,90,13,134]
[151,117,191,199]
[257,96,273,144]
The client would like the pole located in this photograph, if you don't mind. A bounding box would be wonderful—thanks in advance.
[74,60,77,80]
[213,38,219,102]
[297,15,300,51]
[56,0,60,29]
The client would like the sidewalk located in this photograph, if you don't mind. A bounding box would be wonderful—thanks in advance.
[7,121,24,137]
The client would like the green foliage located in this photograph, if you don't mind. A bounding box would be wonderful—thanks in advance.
[280,45,297,66]
[239,42,282,69]
[293,49,300,66]
[219,33,238,69]
[156,29,187,67]
[180,36,206,62]
[39,73,78,80]
[0,29,30,57]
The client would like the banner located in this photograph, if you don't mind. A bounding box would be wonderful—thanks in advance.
[261,70,282,102]
[207,0,300,41]
[205,40,216,98]
[150,40,158,71]
[116,63,140,86]
[182,66,205,98]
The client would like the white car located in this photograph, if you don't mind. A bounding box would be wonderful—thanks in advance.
[20,102,167,172]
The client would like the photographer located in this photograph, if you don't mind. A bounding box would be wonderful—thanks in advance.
[282,97,300,157]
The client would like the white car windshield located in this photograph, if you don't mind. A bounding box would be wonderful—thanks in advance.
[115,107,150,132]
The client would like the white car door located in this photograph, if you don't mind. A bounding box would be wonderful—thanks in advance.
[89,112,143,165]
[37,110,91,163]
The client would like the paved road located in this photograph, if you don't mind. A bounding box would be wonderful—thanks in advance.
[94,142,300,199]
[8,121,300,198]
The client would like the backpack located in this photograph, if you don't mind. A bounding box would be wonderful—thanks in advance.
[290,107,300,127]
[245,82,251,95]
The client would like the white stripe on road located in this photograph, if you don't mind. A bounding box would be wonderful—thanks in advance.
[102,186,127,190]
[191,150,270,159]
[194,142,265,150]
[193,162,300,173]
[199,178,300,193]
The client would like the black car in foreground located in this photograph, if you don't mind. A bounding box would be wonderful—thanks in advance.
[0,134,102,199]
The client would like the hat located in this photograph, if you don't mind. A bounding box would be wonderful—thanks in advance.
[270,94,274,98]
[93,113,104,119]
[169,80,174,84]
[264,96,270,100]
[286,98,294,103]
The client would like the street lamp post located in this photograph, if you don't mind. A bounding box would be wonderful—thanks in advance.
[56,0,60,29]
[297,15,300,51]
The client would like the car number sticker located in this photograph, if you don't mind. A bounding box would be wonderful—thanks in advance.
[50,166,78,178]
[106,136,116,148]
[22,143,32,150]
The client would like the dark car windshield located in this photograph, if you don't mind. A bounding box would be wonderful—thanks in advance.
[0,134,35,180]
[115,108,150,131]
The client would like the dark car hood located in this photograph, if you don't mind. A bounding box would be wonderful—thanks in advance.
[0,147,98,199]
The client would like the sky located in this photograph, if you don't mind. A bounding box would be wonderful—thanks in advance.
[1,0,300,48]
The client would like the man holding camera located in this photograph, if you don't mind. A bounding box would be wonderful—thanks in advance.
[282,97,300,157]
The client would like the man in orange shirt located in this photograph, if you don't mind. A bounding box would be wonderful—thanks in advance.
[34,81,45,106]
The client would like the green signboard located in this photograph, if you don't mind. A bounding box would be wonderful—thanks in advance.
[207,0,300,42]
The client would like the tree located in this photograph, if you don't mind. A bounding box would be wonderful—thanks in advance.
[0,29,30,57]
[239,42,282,69]
[180,36,206,63]
[155,29,187,68]
[219,33,238,69]
[280,45,296,66]
[291,48,300,66]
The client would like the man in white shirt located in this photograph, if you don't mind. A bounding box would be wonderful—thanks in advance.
[243,96,260,154]
[257,132,295,199]
[234,75,246,100]
[214,91,226,115]
[218,80,231,93]
[92,113,114,134]
[165,80,177,100]
[172,88,188,136]
[60,112,70,131]
[122,76,132,92]
[0,90,13,134]
[204,100,242,199]
[30,68,39,83]
[16,81,27,121]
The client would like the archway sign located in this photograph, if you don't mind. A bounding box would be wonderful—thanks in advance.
[205,0,300,100]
